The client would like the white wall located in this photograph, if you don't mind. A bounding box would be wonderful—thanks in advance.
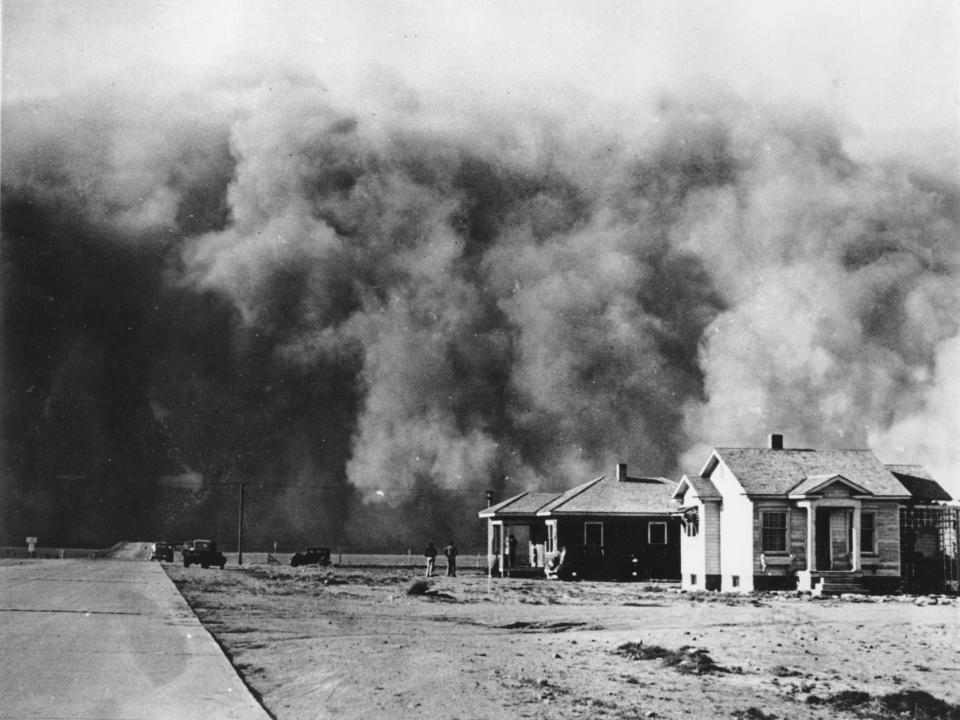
[710,458,754,592]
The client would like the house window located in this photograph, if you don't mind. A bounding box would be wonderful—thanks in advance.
[584,522,603,547]
[684,508,699,537]
[861,512,876,554]
[648,522,667,545]
[731,575,740,588]
[690,574,698,586]
[761,511,788,553]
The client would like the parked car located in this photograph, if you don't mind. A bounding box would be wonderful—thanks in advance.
[150,542,175,562]
[182,539,226,569]
[545,545,609,581]
[290,547,331,567]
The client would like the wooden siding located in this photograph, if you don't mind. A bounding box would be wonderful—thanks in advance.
[752,501,795,575]
[680,497,722,590]
[555,515,680,578]
[710,458,755,591]
[679,501,704,588]
[790,507,807,570]
[704,501,721,575]
[861,501,900,576]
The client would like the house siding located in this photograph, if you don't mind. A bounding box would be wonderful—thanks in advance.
[861,501,900,576]
[752,501,796,574]
[790,507,807,570]
[709,459,755,592]
[556,515,680,579]
[679,500,704,589]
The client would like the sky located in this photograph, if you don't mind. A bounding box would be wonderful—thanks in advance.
[5,1,958,170]
[2,1,958,545]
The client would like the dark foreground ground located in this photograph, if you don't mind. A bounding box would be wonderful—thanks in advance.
[166,564,960,720]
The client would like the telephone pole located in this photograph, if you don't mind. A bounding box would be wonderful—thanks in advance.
[237,482,246,566]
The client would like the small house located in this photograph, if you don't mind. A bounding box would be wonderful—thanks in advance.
[673,434,955,594]
[479,463,680,580]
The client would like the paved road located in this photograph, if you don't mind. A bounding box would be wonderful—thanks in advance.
[0,558,271,720]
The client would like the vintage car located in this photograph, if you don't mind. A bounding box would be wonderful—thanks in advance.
[290,547,331,567]
[182,539,226,569]
[545,545,609,581]
[150,542,175,562]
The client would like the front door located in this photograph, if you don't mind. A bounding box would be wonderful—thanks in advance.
[815,508,852,570]
[815,508,831,569]
[830,510,852,570]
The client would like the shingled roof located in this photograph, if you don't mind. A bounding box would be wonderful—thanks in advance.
[478,491,558,518]
[706,448,911,497]
[537,474,676,516]
[672,474,721,501]
[887,465,953,502]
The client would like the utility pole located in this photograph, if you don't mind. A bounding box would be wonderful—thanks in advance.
[237,482,246,566]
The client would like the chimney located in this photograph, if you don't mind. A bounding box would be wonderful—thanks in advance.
[617,463,628,481]
[769,433,784,450]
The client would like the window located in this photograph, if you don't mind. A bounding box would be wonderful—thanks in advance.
[731,575,740,588]
[584,522,603,547]
[690,574,698,586]
[648,522,667,545]
[861,512,876,554]
[761,511,788,553]
[684,508,699,537]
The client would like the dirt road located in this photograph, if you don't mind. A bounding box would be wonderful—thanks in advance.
[166,564,960,719]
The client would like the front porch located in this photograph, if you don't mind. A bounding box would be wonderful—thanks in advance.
[484,517,554,577]
[790,484,875,593]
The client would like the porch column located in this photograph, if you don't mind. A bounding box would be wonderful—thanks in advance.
[801,501,816,571]
[500,525,508,577]
[851,505,861,572]
[487,521,496,577]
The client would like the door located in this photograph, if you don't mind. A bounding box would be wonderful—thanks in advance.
[815,508,831,570]
[830,510,852,570]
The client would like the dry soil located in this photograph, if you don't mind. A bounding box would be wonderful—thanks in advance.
[165,564,960,720]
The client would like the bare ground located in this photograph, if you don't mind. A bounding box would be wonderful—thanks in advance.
[165,565,960,720]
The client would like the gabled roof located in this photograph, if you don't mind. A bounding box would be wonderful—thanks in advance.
[788,473,870,497]
[537,474,675,516]
[887,465,953,502]
[705,448,910,497]
[478,491,558,518]
[672,474,721,501]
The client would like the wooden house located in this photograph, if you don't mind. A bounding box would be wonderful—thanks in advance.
[479,463,680,580]
[673,434,954,594]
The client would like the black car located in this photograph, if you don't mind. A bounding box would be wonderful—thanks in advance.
[150,542,175,562]
[546,545,609,581]
[182,539,227,569]
[290,547,331,567]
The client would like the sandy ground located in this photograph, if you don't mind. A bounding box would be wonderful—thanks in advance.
[165,564,960,720]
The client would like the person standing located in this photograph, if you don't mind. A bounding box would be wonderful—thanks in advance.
[443,540,458,577]
[424,541,437,577]
[507,534,518,568]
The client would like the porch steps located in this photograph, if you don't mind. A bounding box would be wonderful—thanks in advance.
[812,572,866,597]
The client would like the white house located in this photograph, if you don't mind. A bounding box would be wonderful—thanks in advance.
[673,434,953,594]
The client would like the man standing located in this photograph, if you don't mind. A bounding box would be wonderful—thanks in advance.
[424,541,437,577]
[443,540,458,577]
[506,534,518,568]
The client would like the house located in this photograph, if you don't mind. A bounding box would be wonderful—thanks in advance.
[479,463,680,580]
[672,434,955,594]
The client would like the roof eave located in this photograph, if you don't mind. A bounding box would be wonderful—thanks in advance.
[538,509,674,517]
